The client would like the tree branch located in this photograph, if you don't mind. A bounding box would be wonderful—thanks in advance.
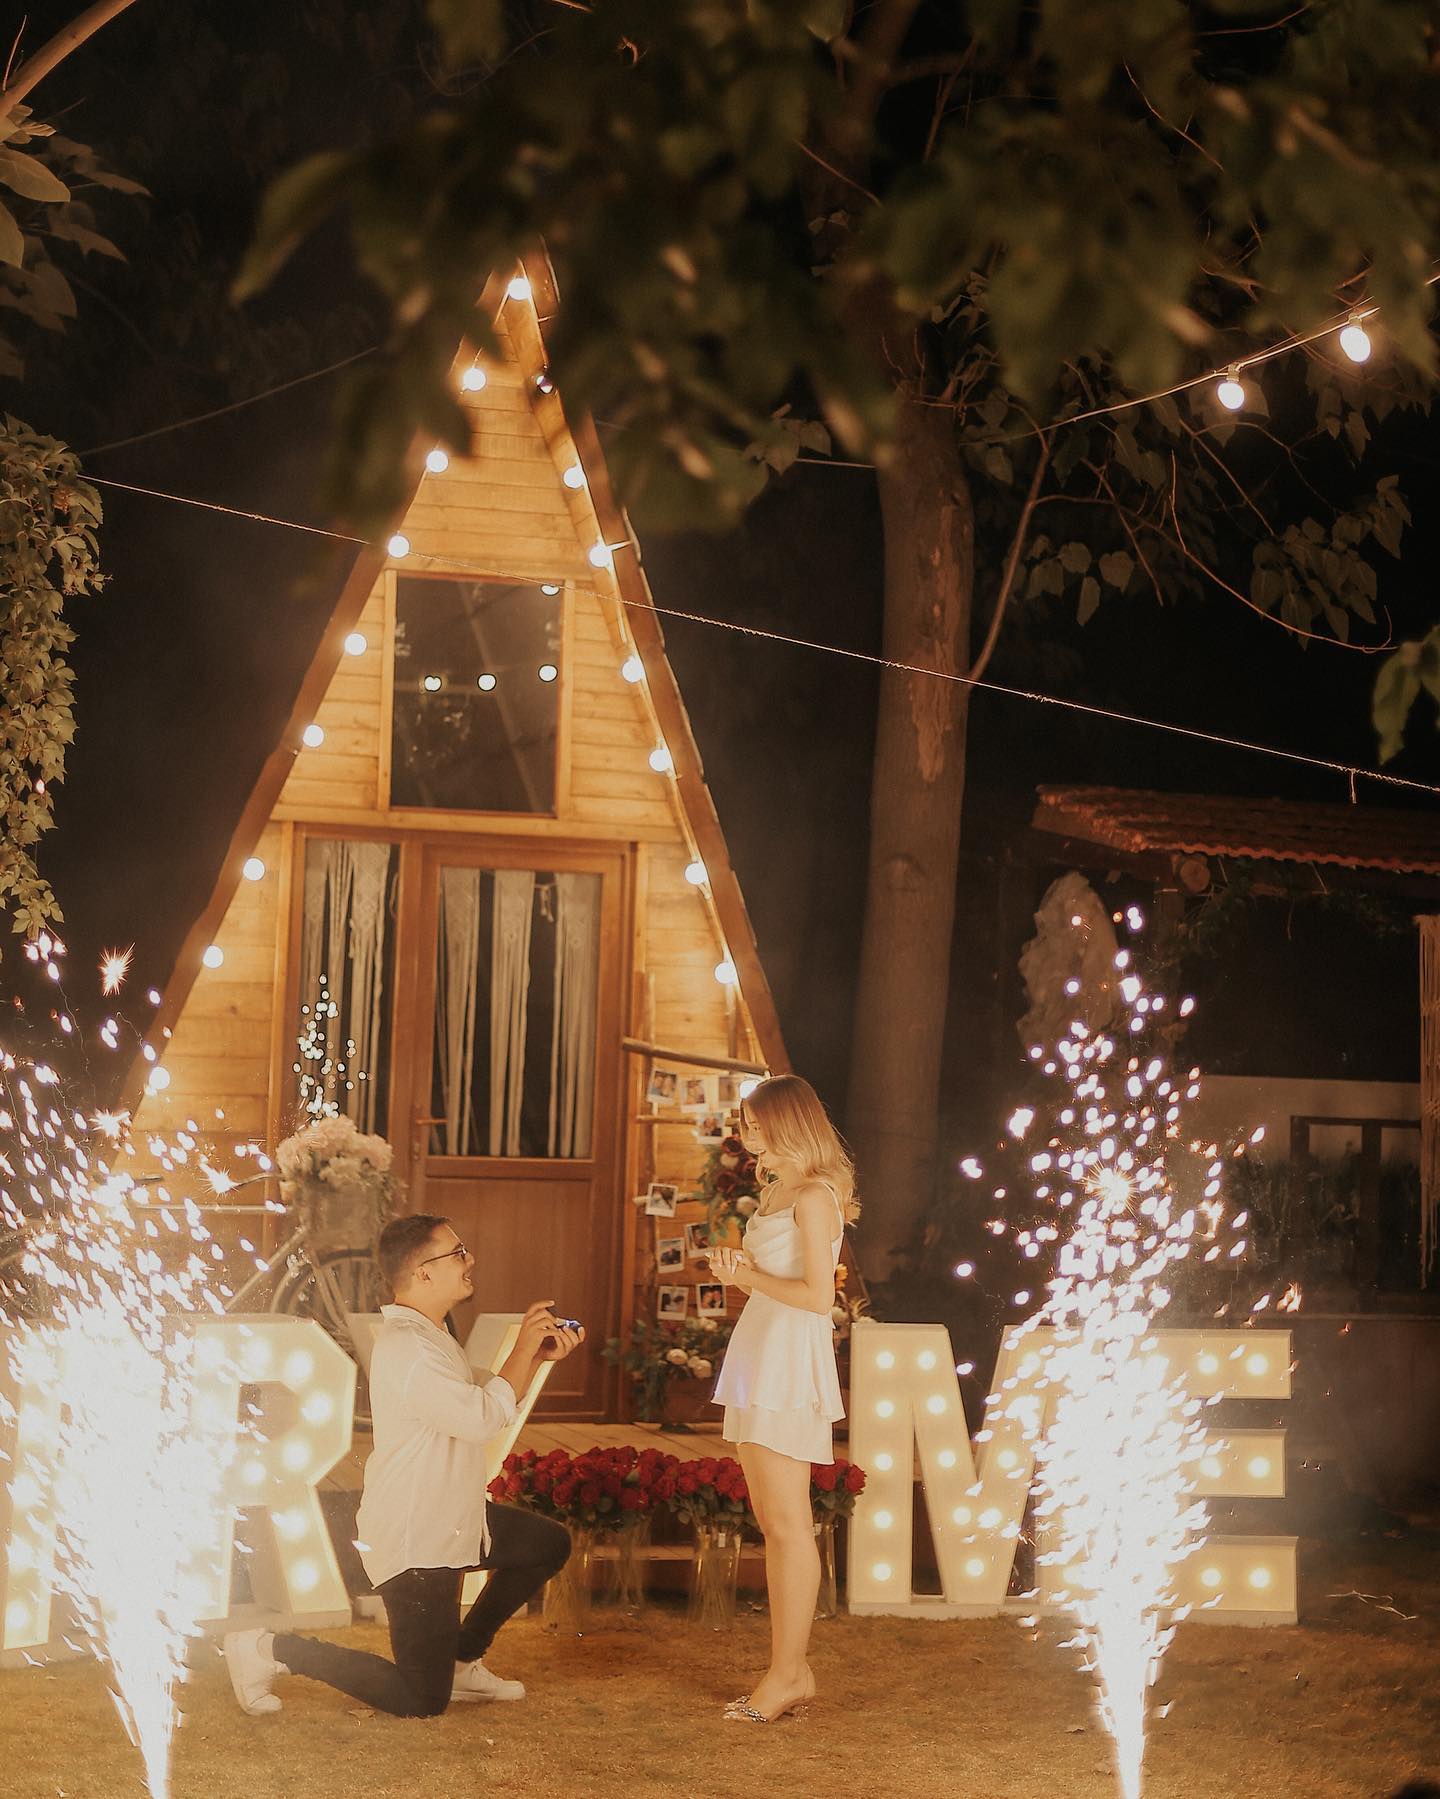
[0,0,142,122]
[967,430,1051,683]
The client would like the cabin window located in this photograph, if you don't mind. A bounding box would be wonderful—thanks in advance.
[430,868,601,1159]
[296,837,398,1133]
[390,575,561,813]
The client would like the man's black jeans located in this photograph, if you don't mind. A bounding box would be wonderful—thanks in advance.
[274,1504,570,1717]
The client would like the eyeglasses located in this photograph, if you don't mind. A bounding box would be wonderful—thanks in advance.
[418,1240,469,1270]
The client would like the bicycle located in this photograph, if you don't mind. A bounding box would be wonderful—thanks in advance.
[0,1175,385,1429]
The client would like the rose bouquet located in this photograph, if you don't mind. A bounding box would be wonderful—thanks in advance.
[810,1456,867,1519]
[489,1444,681,1531]
[693,1132,765,1240]
[669,1455,755,1533]
[602,1315,732,1424]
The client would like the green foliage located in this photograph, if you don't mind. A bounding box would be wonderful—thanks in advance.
[0,418,103,938]
[238,0,1440,736]
[0,106,139,382]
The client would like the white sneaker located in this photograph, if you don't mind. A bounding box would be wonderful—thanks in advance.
[223,1628,286,1716]
[451,1658,525,1703]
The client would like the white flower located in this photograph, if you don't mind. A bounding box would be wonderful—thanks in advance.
[687,1357,713,1379]
[699,1317,720,1332]
[830,1304,848,1327]
[665,1348,689,1366]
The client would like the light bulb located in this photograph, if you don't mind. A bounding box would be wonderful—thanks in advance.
[242,856,266,882]
[302,723,325,748]
[648,746,673,773]
[422,674,443,692]
[387,533,411,558]
[147,1065,171,1092]
[538,663,558,682]
[1339,319,1372,364]
[460,365,487,392]
[344,631,368,656]
[202,945,224,969]
[714,959,738,986]
[684,860,707,886]
[477,673,497,692]
[541,582,561,595]
[425,447,450,473]
[562,463,586,490]
[589,542,614,570]
[1215,368,1246,411]
[621,655,644,683]
[507,274,532,302]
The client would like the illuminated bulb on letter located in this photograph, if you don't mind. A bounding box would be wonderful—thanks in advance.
[872,1563,892,1582]
[979,1509,1002,1530]
[425,447,450,473]
[1198,1353,1220,1375]
[937,1450,957,1470]
[875,1399,896,1419]
[997,1448,1019,1471]
[302,723,325,748]
[875,1351,895,1371]
[874,1453,894,1472]
[1216,367,1247,411]
[951,1505,972,1526]
[202,945,224,969]
[1247,1456,1272,1480]
[1199,1566,1223,1589]
[916,1350,937,1371]
[1247,1566,1273,1590]
[291,1559,321,1594]
[874,1510,894,1530]
[387,533,411,559]
[965,1557,987,1579]
[925,1395,947,1415]
[1338,319,1372,364]
[1245,1353,1269,1377]
[242,856,266,881]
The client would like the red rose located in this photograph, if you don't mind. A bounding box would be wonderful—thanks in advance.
[579,1481,602,1506]
[505,1472,523,1498]
[676,1471,698,1496]
[813,1465,838,1492]
[844,1464,866,1494]
[533,1471,553,1496]
[487,1474,506,1500]
[619,1488,645,1511]
[553,1479,577,1505]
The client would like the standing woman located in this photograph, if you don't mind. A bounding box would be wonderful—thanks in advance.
[711,1073,856,1723]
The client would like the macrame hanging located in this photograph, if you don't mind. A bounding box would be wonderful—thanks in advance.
[1419,915,1440,1287]
[548,873,600,1157]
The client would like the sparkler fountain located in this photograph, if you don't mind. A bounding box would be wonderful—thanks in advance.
[980,908,1260,1798]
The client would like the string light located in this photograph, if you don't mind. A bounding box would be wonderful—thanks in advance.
[588,542,615,570]
[460,365,487,392]
[425,447,450,473]
[538,663,558,682]
[477,673,497,692]
[422,674,443,692]
[387,533,411,558]
[714,959,738,986]
[533,369,556,396]
[1338,316,1373,364]
[506,274,533,302]
[146,1066,171,1092]
[201,945,224,969]
[562,463,586,490]
[648,746,674,773]
[684,860,707,885]
[620,655,644,683]
[241,857,266,882]
[343,631,368,656]
[1215,367,1246,411]
[541,582,561,595]
[301,723,325,748]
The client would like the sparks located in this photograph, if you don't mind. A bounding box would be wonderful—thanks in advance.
[100,948,134,996]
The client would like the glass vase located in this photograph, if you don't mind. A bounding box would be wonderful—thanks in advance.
[813,1516,838,1619]
[603,1512,653,1609]
[688,1521,742,1630]
[543,1524,596,1633]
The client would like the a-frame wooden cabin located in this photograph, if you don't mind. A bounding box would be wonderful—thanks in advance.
[127,258,787,1420]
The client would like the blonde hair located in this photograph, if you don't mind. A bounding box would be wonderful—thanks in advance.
[742,1074,859,1223]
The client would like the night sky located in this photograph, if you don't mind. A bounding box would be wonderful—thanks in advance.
[11,1,1440,1153]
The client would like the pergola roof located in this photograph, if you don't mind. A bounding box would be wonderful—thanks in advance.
[1033,785,1440,877]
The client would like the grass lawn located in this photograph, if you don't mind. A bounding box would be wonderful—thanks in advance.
[6,1534,1440,1799]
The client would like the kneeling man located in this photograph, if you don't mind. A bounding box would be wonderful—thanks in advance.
[225,1213,582,1716]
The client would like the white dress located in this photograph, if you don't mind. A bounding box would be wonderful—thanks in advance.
[712,1186,845,1465]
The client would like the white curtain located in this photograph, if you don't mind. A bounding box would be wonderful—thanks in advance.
[549,874,599,1157]
[489,871,536,1156]
[1421,916,1440,1286]
[436,869,483,1154]
[298,840,394,1130]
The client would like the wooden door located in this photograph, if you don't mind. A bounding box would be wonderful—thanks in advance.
[391,839,629,1418]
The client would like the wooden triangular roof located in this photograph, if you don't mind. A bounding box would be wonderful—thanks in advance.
[123,256,787,1115]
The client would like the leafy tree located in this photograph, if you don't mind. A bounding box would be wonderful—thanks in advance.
[239,0,1440,1267]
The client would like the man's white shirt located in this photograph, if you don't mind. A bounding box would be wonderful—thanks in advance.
[355,1304,517,1588]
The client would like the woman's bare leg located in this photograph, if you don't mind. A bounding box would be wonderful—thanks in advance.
[736,1442,818,1716]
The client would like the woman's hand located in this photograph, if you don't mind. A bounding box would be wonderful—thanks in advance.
[713,1247,757,1291]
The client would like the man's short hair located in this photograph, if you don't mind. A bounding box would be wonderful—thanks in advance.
[376,1214,451,1295]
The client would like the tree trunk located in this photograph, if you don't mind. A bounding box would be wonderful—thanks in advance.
[846,387,974,1279]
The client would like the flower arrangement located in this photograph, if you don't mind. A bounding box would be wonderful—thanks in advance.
[810,1457,867,1519]
[603,1315,732,1423]
[489,1444,681,1531]
[276,1112,396,1242]
[669,1455,755,1533]
[829,1261,869,1341]
[693,1131,764,1240]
